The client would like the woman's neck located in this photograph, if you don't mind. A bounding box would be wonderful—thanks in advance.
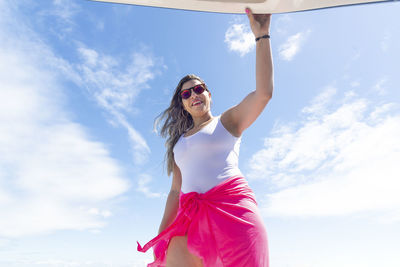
[191,113,214,129]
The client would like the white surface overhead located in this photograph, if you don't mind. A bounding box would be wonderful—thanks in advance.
[92,0,394,13]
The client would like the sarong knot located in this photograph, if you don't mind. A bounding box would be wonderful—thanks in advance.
[181,192,205,220]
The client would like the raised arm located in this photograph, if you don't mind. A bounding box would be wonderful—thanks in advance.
[222,8,273,137]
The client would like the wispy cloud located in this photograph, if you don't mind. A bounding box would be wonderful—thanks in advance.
[24,0,163,165]
[9,0,159,166]
[38,0,81,38]
[372,76,388,95]
[136,174,162,198]
[76,44,164,164]
[51,0,80,23]
[224,22,254,57]
[247,87,400,222]
[0,1,130,237]
[278,30,311,61]
[77,45,157,113]
[275,14,292,35]
[301,86,337,116]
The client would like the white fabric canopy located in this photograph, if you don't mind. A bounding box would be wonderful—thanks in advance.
[91,0,395,14]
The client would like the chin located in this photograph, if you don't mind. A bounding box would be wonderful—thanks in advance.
[193,110,210,117]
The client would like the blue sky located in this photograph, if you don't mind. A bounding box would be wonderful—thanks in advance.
[0,0,400,266]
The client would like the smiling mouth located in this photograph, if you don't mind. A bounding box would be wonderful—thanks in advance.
[192,101,202,106]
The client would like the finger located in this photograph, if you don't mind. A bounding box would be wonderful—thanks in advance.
[245,7,255,24]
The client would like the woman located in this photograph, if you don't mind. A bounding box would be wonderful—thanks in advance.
[137,7,273,267]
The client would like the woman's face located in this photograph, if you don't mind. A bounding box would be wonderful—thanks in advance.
[180,79,211,117]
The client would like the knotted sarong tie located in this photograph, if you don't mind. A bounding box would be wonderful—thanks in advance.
[181,191,204,220]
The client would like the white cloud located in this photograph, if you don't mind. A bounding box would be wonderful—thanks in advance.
[278,30,311,61]
[224,23,254,57]
[76,44,164,164]
[275,14,292,35]
[301,86,337,116]
[0,1,130,237]
[110,110,151,164]
[137,174,161,198]
[77,45,157,113]
[247,87,400,222]
[6,1,158,166]
[372,76,388,95]
[36,0,81,38]
[369,103,396,122]
[51,0,80,22]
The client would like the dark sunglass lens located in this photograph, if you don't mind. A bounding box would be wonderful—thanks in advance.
[193,85,205,95]
[181,90,191,99]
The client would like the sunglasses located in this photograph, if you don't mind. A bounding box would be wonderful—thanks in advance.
[180,84,207,100]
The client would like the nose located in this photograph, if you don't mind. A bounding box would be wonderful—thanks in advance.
[190,91,197,99]
[189,89,200,99]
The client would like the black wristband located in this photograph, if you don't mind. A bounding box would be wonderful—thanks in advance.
[255,34,270,42]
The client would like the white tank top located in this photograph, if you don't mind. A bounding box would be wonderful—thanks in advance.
[173,114,244,193]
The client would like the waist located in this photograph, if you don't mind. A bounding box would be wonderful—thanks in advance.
[181,168,243,194]
[178,175,257,220]
[179,175,256,204]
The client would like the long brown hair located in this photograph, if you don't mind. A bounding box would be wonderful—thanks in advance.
[153,74,210,177]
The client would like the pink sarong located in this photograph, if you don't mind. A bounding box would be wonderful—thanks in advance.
[137,175,269,266]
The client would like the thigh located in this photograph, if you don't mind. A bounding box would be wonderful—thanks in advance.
[166,235,204,267]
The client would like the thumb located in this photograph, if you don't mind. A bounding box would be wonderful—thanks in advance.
[245,7,254,23]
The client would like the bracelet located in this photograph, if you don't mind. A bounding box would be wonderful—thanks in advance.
[255,34,270,42]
